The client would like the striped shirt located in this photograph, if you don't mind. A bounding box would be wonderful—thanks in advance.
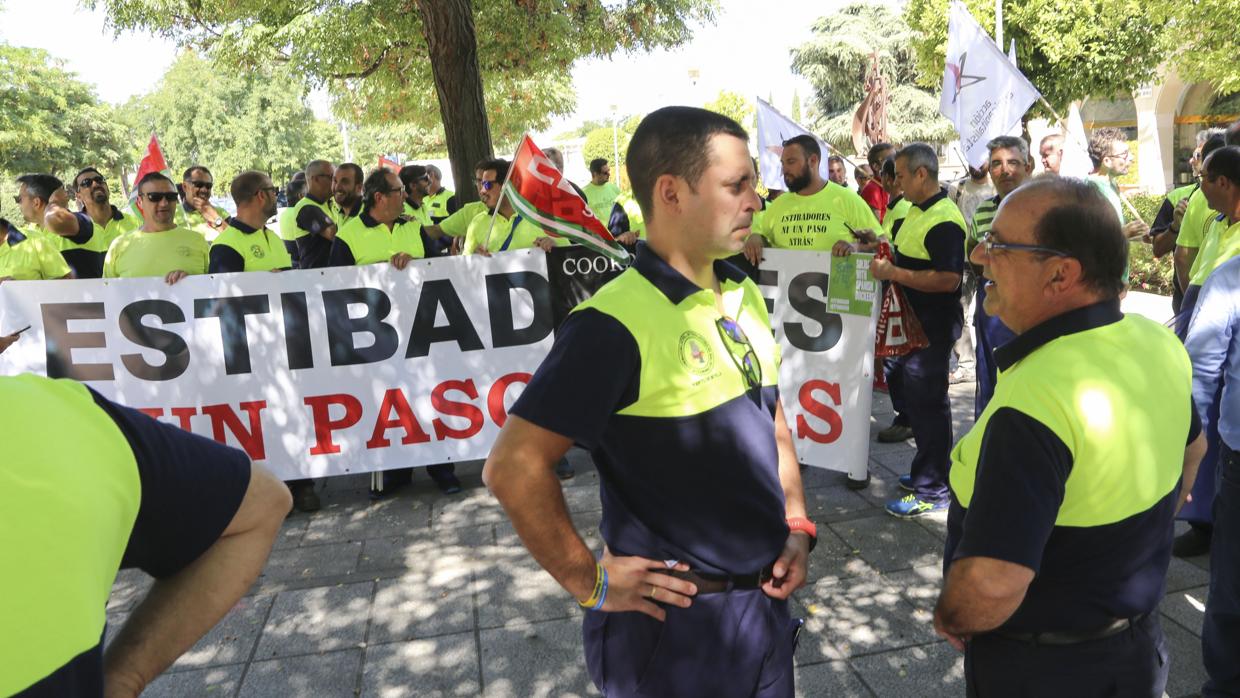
[970,195,1000,243]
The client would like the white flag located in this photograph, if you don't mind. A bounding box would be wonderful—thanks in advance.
[1058,101,1094,177]
[755,98,832,192]
[940,1,1041,168]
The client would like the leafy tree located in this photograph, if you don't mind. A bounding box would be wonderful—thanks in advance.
[903,0,1171,112]
[704,90,754,130]
[1166,0,1240,95]
[91,0,718,203]
[582,126,632,188]
[0,43,129,176]
[115,51,342,187]
[790,90,801,123]
[792,4,952,150]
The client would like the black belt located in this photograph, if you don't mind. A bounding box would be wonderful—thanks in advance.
[992,614,1145,646]
[655,564,776,594]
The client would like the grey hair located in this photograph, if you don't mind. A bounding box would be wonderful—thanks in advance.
[895,142,939,180]
[986,135,1030,164]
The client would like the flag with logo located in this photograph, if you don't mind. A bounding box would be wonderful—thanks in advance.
[379,154,402,171]
[755,98,832,192]
[940,1,1041,168]
[501,134,629,262]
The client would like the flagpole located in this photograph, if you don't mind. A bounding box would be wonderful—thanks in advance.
[480,135,527,253]
[1038,97,1143,221]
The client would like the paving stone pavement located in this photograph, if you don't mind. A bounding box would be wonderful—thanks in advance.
[107,381,1212,697]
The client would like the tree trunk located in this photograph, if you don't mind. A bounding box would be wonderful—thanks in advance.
[415,0,491,204]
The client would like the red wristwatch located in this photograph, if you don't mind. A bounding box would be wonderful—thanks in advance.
[786,516,817,551]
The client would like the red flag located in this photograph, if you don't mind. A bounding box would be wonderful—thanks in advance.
[503,134,629,262]
[132,134,168,193]
[378,154,402,171]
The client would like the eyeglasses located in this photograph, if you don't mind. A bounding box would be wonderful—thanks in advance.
[77,175,106,188]
[715,316,763,390]
[478,180,497,192]
[189,180,214,190]
[12,195,22,204]
[143,192,180,203]
[978,232,1070,258]
[260,186,279,196]
[1107,151,1132,161]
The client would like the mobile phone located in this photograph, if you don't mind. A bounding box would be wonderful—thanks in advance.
[11,325,30,336]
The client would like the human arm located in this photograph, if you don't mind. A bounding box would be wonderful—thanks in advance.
[934,557,1035,650]
[1185,264,1238,439]
[1180,432,1207,513]
[327,237,356,267]
[296,205,336,241]
[44,206,93,242]
[207,245,246,274]
[762,400,810,599]
[869,259,962,292]
[1175,245,1199,291]
[743,233,764,266]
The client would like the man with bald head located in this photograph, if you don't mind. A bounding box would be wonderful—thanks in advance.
[934,176,1204,696]
[278,159,337,274]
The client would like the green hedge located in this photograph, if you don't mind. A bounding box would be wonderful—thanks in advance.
[1127,192,1174,296]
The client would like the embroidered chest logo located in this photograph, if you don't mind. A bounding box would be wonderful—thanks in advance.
[251,244,265,259]
[678,330,715,375]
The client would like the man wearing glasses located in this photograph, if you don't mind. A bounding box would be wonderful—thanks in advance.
[72,167,141,251]
[934,175,1204,697]
[103,172,209,283]
[278,160,338,274]
[969,136,1032,417]
[484,106,812,697]
[461,159,562,255]
[178,166,229,241]
[869,143,967,518]
[1086,128,1149,242]
[14,173,103,277]
[208,171,292,274]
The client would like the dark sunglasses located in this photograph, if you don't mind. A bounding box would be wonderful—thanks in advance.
[477,180,497,192]
[12,195,22,204]
[77,175,106,188]
[189,180,214,190]
[260,186,279,195]
[144,192,180,203]
[715,316,763,390]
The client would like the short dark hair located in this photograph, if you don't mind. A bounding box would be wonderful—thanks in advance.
[880,155,897,180]
[589,158,609,174]
[73,167,103,188]
[1203,146,1240,187]
[626,106,748,222]
[286,178,307,201]
[1017,175,1127,298]
[1226,119,1240,147]
[1202,133,1228,163]
[1087,127,1128,169]
[138,171,176,193]
[398,164,428,187]
[182,165,212,182]
[291,171,307,182]
[895,142,939,180]
[868,142,895,167]
[478,158,510,183]
[15,174,63,203]
[363,168,399,210]
[230,170,270,206]
[337,163,364,185]
[782,134,821,161]
[827,155,845,166]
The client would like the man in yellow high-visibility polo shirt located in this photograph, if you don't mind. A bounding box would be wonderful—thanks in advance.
[72,167,140,251]
[934,176,1204,696]
[103,173,209,284]
[209,170,293,274]
[15,173,102,277]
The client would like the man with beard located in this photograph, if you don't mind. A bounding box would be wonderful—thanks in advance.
[208,171,293,273]
[72,167,140,251]
[462,159,562,256]
[178,166,228,241]
[744,135,880,264]
[1087,128,1149,241]
[103,173,209,284]
[400,164,451,257]
[330,163,364,226]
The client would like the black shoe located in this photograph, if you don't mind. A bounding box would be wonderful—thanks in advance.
[1173,526,1212,557]
[555,460,576,480]
[432,472,463,495]
[291,482,321,512]
[877,424,914,443]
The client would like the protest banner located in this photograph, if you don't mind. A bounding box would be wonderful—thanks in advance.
[1,249,877,481]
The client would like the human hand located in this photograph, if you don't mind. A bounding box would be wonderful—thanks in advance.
[1172,198,1189,231]
[164,270,189,285]
[832,240,855,257]
[1122,219,1150,240]
[616,231,637,246]
[534,236,556,252]
[390,252,414,270]
[0,332,20,354]
[474,243,492,257]
[761,532,810,599]
[934,612,969,652]
[743,234,764,266]
[596,547,697,622]
[850,227,878,245]
[869,256,899,282]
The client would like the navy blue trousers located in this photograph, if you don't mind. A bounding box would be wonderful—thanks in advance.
[884,356,909,427]
[1175,284,1202,340]
[1204,446,1240,696]
[966,613,1169,697]
[886,336,954,503]
[583,590,798,697]
[972,285,1017,420]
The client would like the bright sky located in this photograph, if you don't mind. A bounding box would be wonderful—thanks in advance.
[0,0,851,128]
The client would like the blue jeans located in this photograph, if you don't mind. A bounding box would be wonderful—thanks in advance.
[1204,445,1240,696]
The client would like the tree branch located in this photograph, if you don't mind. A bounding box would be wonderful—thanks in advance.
[329,41,413,80]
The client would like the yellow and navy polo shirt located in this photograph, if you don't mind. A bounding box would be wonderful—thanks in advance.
[883,195,913,241]
[889,188,967,343]
[209,217,294,273]
[510,242,788,574]
[425,188,456,224]
[1177,188,1215,251]
[328,210,426,266]
[0,221,72,280]
[37,210,102,278]
[945,301,1199,634]
[279,194,337,269]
